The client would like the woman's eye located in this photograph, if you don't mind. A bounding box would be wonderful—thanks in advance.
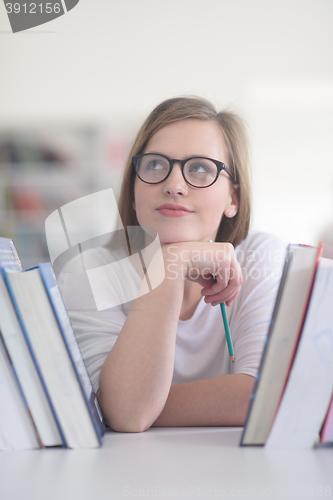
[187,160,217,178]
[189,163,209,174]
[147,160,164,170]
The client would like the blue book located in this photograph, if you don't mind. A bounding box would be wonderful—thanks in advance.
[3,262,105,449]
[38,262,105,444]
[0,237,62,447]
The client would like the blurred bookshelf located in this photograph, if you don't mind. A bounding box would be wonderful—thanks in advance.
[0,124,130,269]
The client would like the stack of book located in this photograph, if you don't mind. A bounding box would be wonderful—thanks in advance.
[240,243,333,449]
[0,237,105,450]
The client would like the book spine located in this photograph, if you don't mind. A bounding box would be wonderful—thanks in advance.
[39,263,104,442]
[240,246,294,445]
[269,245,323,436]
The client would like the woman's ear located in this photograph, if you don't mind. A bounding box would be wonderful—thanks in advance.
[224,184,239,218]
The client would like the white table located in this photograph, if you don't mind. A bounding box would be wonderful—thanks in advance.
[1,427,332,500]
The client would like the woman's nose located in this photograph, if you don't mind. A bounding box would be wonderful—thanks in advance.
[162,163,188,197]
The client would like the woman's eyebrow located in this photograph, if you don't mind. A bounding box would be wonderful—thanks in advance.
[143,152,215,159]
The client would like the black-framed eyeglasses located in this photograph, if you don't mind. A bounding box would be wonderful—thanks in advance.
[132,153,237,189]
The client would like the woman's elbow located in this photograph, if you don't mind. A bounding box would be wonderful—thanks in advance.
[96,394,153,433]
[104,411,153,433]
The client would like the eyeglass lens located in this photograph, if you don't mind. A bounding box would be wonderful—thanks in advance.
[136,154,219,188]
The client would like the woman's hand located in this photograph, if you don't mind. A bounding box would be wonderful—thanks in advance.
[162,241,243,306]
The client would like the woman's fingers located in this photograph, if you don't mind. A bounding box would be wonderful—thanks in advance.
[203,283,241,306]
[209,284,242,307]
[184,242,243,306]
[164,241,243,306]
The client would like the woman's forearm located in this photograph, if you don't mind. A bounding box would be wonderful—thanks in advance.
[98,249,185,432]
[152,374,255,428]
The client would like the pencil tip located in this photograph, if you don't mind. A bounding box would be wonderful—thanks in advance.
[230,356,235,363]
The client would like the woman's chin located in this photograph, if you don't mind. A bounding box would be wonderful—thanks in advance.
[159,233,214,245]
[159,235,193,245]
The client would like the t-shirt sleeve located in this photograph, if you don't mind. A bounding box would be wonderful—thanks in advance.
[230,231,286,377]
[69,306,125,394]
[58,264,128,394]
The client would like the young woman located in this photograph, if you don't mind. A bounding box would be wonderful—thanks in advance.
[67,97,285,432]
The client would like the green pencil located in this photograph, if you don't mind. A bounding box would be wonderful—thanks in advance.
[220,301,235,363]
[213,274,235,362]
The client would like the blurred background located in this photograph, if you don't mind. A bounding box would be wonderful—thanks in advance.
[0,0,332,268]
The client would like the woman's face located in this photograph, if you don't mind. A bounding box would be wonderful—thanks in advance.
[133,119,238,245]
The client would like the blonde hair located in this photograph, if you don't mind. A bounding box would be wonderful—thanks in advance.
[118,96,251,247]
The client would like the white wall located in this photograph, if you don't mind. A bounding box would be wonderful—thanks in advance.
[1,0,332,246]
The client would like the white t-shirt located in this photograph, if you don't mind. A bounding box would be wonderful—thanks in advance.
[59,230,286,393]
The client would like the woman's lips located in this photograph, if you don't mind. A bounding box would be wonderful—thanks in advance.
[156,203,193,217]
